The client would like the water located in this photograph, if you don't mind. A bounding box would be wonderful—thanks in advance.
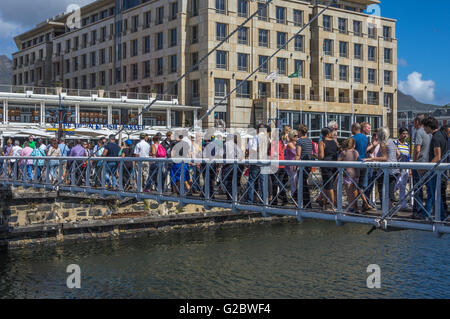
[0,220,449,299]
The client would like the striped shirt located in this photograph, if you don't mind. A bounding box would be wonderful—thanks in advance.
[296,137,313,160]
[394,140,410,162]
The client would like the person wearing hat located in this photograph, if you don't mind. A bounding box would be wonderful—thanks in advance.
[134,133,151,190]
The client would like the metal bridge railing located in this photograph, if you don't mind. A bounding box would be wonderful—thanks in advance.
[0,157,448,235]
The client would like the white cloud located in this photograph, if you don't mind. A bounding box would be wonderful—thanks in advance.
[398,58,408,67]
[399,72,435,103]
[0,17,24,38]
[0,0,94,30]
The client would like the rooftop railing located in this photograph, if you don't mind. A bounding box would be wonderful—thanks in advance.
[0,84,178,102]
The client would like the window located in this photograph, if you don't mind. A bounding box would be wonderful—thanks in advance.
[238,0,248,17]
[156,7,164,25]
[364,46,375,62]
[368,91,378,105]
[324,39,333,56]
[324,63,333,80]
[293,10,303,26]
[353,20,362,36]
[277,32,287,49]
[384,48,392,63]
[338,18,347,34]
[216,23,227,41]
[354,43,362,60]
[100,49,106,64]
[236,80,251,98]
[258,29,269,47]
[122,66,127,83]
[368,24,377,39]
[170,55,177,73]
[276,6,286,24]
[354,67,362,83]
[91,73,96,89]
[258,55,269,73]
[368,69,376,84]
[339,41,348,58]
[216,0,226,14]
[170,28,177,47]
[100,71,106,86]
[238,27,248,45]
[294,35,304,52]
[339,65,348,81]
[131,39,138,56]
[277,58,287,75]
[383,26,392,40]
[192,25,198,44]
[258,2,267,21]
[144,36,151,53]
[384,70,392,85]
[143,61,151,78]
[191,0,199,16]
[132,63,138,80]
[323,15,332,31]
[294,60,304,77]
[65,59,70,73]
[132,15,139,32]
[170,2,178,20]
[216,50,227,69]
[192,79,200,98]
[156,57,163,75]
[144,11,151,28]
[156,32,163,50]
[237,53,248,71]
[192,52,199,71]
[73,57,78,71]
[81,54,87,69]
[215,78,227,97]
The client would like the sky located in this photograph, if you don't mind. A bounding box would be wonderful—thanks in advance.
[0,0,449,105]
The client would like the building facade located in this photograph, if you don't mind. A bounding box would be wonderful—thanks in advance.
[11,0,398,138]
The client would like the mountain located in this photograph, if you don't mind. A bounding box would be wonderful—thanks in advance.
[0,55,12,85]
[397,90,443,112]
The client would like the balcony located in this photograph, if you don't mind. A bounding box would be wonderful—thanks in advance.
[293,93,305,100]
[276,92,289,99]
[259,41,268,48]
[237,65,248,72]
[354,97,363,104]
[238,38,248,45]
[324,96,335,102]
[324,50,333,56]
[309,95,320,101]
[339,96,350,103]
[216,64,227,70]
[368,98,379,105]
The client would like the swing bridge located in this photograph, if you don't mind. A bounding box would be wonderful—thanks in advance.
[0,155,448,237]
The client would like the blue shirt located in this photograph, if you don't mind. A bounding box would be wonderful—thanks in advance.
[59,143,70,157]
[352,133,368,160]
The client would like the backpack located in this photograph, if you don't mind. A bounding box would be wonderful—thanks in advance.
[156,144,167,158]
[312,141,319,157]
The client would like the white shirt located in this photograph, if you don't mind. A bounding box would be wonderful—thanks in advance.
[11,145,22,162]
[134,140,151,158]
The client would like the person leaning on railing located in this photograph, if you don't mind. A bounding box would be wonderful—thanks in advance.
[295,124,313,209]
[363,127,400,210]
[47,138,61,183]
[318,127,339,210]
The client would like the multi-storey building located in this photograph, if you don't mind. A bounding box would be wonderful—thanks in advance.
[11,0,398,138]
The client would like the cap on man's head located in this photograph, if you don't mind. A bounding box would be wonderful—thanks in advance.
[140,133,147,139]
[125,139,133,145]
[156,132,162,138]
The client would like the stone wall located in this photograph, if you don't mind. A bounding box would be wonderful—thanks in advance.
[0,187,219,228]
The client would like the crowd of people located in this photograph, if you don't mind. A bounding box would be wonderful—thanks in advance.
[0,115,448,220]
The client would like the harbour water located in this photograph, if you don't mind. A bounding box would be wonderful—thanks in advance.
[0,220,448,299]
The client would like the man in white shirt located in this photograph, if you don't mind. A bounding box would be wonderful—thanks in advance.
[134,133,151,190]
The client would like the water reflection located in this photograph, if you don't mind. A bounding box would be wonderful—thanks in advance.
[0,220,448,298]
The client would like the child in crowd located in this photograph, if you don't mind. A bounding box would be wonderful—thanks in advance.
[338,138,360,213]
